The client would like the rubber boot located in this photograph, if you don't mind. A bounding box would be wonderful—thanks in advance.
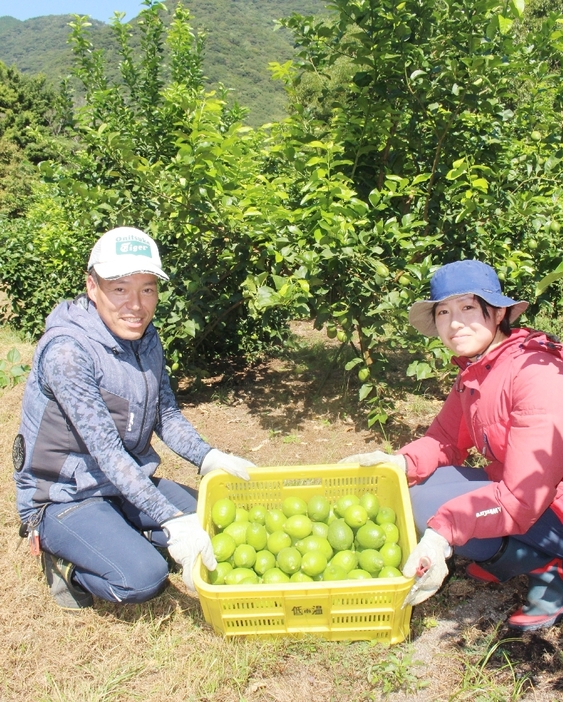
[507,559,563,631]
[41,552,93,610]
[466,538,563,631]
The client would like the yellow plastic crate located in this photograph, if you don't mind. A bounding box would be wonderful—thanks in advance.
[194,462,417,644]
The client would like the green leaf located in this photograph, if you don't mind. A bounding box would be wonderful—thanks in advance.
[6,348,21,364]
[498,15,513,35]
[446,161,468,180]
[368,190,381,207]
[509,0,525,19]
[359,383,372,401]
[536,269,563,296]
[345,357,363,371]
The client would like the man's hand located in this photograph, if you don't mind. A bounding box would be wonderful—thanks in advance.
[402,529,452,606]
[339,450,407,472]
[162,513,217,591]
[200,448,255,481]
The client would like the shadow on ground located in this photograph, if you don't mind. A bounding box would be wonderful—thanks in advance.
[176,321,448,446]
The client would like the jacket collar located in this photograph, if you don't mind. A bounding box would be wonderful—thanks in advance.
[452,328,534,373]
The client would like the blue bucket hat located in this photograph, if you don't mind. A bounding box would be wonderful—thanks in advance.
[408,260,529,337]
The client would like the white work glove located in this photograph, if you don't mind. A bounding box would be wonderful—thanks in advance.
[339,449,407,472]
[162,513,217,591]
[402,528,452,607]
[200,448,254,481]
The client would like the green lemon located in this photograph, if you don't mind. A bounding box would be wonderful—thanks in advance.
[378,566,402,578]
[267,529,292,555]
[246,522,268,551]
[262,568,291,584]
[327,519,354,552]
[224,567,256,585]
[283,514,313,541]
[282,496,308,517]
[358,548,384,576]
[311,521,329,539]
[348,568,373,580]
[330,549,358,573]
[240,573,260,584]
[343,503,368,529]
[358,367,370,383]
[307,494,331,523]
[248,505,267,525]
[276,546,302,574]
[322,564,348,581]
[356,521,386,550]
[223,521,248,546]
[359,492,380,520]
[211,498,237,530]
[291,571,313,582]
[265,509,287,533]
[233,544,257,569]
[211,532,237,562]
[326,508,337,525]
[208,561,233,585]
[253,549,276,576]
[381,522,400,544]
[235,507,249,522]
[335,494,360,518]
[300,550,328,577]
[379,542,402,569]
[295,535,333,561]
[374,262,389,278]
[375,506,396,525]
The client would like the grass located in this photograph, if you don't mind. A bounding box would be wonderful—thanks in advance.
[450,635,535,701]
[1,321,563,701]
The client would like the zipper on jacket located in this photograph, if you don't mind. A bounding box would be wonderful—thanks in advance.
[482,432,498,461]
[132,347,149,452]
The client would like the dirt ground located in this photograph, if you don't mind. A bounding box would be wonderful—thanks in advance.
[2,320,563,701]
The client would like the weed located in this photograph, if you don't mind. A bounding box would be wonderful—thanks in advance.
[282,434,300,444]
[366,647,427,696]
[211,387,234,405]
[0,348,30,389]
[450,636,534,700]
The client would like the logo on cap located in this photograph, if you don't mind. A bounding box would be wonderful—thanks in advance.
[115,237,152,258]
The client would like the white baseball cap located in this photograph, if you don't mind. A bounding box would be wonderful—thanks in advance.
[88,227,169,281]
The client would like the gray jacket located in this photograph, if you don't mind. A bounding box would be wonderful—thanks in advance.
[14,295,210,524]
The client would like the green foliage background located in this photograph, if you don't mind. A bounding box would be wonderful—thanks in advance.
[2,0,563,428]
[0,0,325,127]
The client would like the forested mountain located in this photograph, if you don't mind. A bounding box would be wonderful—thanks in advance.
[0,0,326,125]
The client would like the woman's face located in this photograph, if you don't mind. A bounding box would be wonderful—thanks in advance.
[434,294,506,359]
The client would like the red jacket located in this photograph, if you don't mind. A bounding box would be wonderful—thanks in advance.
[398,329,563,547]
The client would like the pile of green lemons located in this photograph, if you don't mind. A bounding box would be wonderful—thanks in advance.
[207,492,403,586]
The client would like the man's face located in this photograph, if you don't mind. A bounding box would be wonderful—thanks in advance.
[86,273,159,341]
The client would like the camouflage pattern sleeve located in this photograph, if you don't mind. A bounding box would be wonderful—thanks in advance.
[40,337,179,524]
[154,364,212,468]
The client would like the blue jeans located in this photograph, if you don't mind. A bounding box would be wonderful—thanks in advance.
[38,478,197,603]
[409,466,563,562]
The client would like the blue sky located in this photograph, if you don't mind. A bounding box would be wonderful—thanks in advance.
[0,1,145,23]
